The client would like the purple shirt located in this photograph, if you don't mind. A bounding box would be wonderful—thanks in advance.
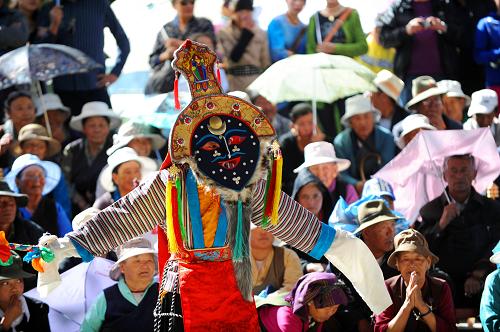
[407,1,443,76]
[328,179,359,204]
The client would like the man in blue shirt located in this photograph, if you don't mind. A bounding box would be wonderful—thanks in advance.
[36,0,130,117]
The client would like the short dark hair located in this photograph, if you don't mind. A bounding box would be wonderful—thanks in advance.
[290,103,312,123]
[4,91,32,113]
[443,154,475,170]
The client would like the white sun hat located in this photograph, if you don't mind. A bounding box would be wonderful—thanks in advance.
[109,237,157,281]
[293,141,350,173]
[69,101,122,132]
[396,114,436,149]
[437,80,471,106]
[106,120,166,156]
[5,154,61,195]
[100,147,158,193]
[373,70,404,102]
[467,89,499,117]
[341,94,381,128]
[34,93,71,118]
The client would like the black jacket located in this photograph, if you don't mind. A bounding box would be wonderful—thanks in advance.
[377,0,464,80]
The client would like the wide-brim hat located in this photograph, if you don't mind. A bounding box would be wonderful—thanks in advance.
[100,147,158,192]
[406,76,447,109]
[0,181,28,207]
[354,199,400,234]
[437,80,471,106]
[467,89,499,117]
[69,101,121,132]
[0,251,35,280]
[34,93,71,120]
[109,237,157,281]
[294,141,350,173]
[5,154,61,195]
[106,121,166,156]
[396,114,436,149]
[387,229,439,268]
[341,94,381,128]
[373,69,404,102]
[18,123,61,158]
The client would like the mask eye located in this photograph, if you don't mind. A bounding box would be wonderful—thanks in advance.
[200,141,220,151]
[228,135,246,145]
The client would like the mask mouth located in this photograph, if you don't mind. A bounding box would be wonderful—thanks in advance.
[218,156,241,170]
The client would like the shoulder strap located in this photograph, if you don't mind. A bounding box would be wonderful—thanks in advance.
[290,27,307,53]
[323,8,353,44]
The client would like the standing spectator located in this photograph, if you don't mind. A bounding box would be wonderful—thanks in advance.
[293,141,358,206]
[218,0,270,91]
[357,26,396,73]
[259,272,349,332]
[36,0,130,116]
[334,94,396,194]
[306,0,367,57]
[279,103,324,195]
[370,69,410,131]
[34,93,71,148]
[11,0,62,43]
[418,154,500,311]
[480,243,500,332]
[62,102,121,215]
[475,0,500,100]
[405,76,463,130]
[250,225,302,297]
[0,0,28,55]
[0,251,50,332]
[377,0,463,105]
[267,0,307,63]
[81,237,158,332]
[146,0,215,94]
[464,89,500,146]
[5,154,72,237]
[437,80,471,123]
[374,229,457,332]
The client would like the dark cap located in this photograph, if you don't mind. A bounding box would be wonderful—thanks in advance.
[0,181,28,207]
[0,251,35,280]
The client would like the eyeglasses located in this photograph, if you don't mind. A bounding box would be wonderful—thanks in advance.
[0,279,22,288]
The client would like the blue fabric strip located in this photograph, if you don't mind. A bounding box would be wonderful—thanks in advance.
[186,170,205,249]
[308,223,336,260]
[112,190,121,202]
[212,202,228,248]
[69,238,94,262]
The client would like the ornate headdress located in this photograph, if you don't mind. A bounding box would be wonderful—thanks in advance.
[160,40,282,299]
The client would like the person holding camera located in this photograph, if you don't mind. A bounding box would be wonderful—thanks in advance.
[376,0,464,105]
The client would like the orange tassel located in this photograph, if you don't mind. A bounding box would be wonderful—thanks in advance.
[174,72,181,110]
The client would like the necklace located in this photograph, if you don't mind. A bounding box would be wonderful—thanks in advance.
[322,5,345,21]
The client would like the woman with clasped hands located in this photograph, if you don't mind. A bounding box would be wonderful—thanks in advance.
[374,229,457,332]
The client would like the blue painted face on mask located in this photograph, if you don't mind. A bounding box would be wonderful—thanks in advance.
[192,115,260,191]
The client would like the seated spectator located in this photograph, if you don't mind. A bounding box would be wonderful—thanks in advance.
[0,251,49,332]
[418,154,500,310]
[267,0,306,63]
[146,0,215,94]
[437,80,471,123]
[94,147,157,210]
[334,94,396,194]
[250,225,302,298]
[374,229,457,332]
[370,69,409,131]
[480,243,500,332]
[293,141,358,206]
[306,0,367,58]
[106,120,166,162]
[218,0,270,91]
[464,89,500,147]
[34,93,71,147]
[62,101,121,215]
[394,114,436,150]
[81,237,158,332]
[249,92,291,139]
[259,272,349,332]
[279,103,324,195]
[17,123,70,219]
[5,154,71,237]
[405,76,463,130]
[354,199,399,280]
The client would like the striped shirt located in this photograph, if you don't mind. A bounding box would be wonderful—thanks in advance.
[68,169,328,258]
